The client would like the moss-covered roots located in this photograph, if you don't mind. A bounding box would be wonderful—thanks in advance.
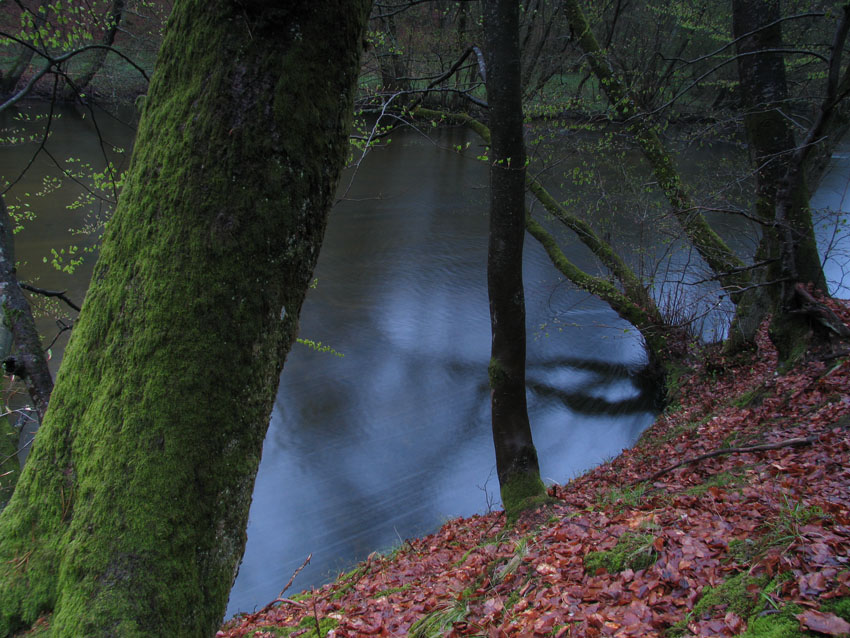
[500,472,549,524]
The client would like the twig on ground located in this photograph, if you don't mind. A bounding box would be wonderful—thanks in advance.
[275,553,312,601]
[311,590,321,636]
[243,553,312,622]
[635,436,818,484]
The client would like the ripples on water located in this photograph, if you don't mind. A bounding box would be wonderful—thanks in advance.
[227,129,658,615]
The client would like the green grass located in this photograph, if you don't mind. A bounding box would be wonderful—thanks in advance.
[667,572,772,637]
[372,583,413,598]
[731,385,769,408]
[595,483,649,512]
[668,574,848,637]
[636,413,709,451]
[763,494,829,549]
[408,600,468,638]
[493,537,531,583]
[685,469,747,496]
[584,531,658,575]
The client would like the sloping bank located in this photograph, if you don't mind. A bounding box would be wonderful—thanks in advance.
[221,306,850,638]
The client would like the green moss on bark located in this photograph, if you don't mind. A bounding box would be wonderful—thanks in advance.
[488,357,508,390]
[500,472,548,524]
[0,1,370,636]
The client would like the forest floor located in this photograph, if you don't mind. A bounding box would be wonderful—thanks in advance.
[220,306,850,638]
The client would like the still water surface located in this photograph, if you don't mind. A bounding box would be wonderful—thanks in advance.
[1,105,846,617]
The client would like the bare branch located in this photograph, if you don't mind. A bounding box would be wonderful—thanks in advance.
[19,284,82,313]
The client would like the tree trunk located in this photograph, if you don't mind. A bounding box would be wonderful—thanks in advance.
[483,0,546,521]
[61,0,126,101]
[0,195,52,511]
[727,0,825,351]
[0,196,53,424]
[0,0,49,99]
[0,1,370,635]
[730,0,834,362]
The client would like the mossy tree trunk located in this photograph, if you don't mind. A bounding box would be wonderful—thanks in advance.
[483,0,546,520]
[727,0,827,352]
[732,0,842,363]
[0,0,370,636]
[562,0,750,301]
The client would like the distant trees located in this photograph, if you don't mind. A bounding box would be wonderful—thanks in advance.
[559,0,849,362]
[0,0,167,102]
[0,1,370,636]
[402,0,850,370]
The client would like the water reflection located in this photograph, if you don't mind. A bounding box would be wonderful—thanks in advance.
[227,128,656,615]
[812,152,850,297]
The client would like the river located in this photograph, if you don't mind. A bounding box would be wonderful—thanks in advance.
[0,104,847,618]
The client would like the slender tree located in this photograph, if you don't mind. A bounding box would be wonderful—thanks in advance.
[483,0,547,520]
[61,0,127,100]
[0,0,370,635]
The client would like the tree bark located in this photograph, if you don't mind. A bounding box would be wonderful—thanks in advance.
[731,0,838,362]
[483,0,546,520]
[0,195,53,423]
[0,0,370,635]
[727,0,826,352]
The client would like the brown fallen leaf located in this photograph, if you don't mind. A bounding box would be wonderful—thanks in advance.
[797,609,850,636]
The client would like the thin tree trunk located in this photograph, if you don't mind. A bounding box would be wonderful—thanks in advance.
[413,107,680,367]
[61,0,126,100]
[483,0,546,520]
[0,196,53,423]
[0,1,370,635]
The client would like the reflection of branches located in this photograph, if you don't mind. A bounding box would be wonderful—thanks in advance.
[1,74,60,196]
[527,378,656,417]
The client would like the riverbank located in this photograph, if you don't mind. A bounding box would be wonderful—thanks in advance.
[220,306,850,638]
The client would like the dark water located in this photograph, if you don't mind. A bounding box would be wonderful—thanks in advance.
[227,128,656,615]
[1,105,847,618]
